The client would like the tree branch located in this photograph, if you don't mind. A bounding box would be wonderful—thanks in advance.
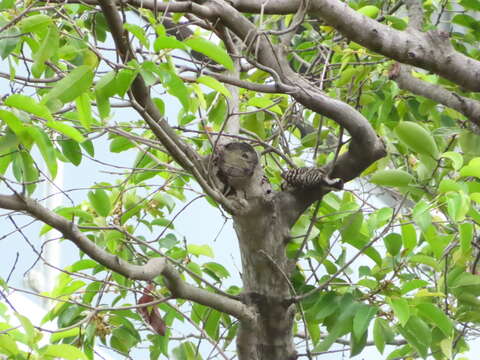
[0,193,253,320]
[0,194,164,281]
[199,1,386,181]
[97,0,238,213]
[58,0,480,91]
[386,0,480,125]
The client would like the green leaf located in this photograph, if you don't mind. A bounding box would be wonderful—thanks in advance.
[0,334,19,355]
[59,139,82,166]
[16,313,35,343]
[305,291,340,321]
[383,233,402,256]
[203,262,230,279]
[400,223,416,254]
[460,0,480,11]
[5,94,53,121]
[452,14,480,30]
[50,328,81,343]
[26,127,57,178]
[445,191,470,222]
[388,297,410,326]
[460,222,473,255]
[185,37,234,70]
[154,35,187,51]
[353,305,378,341]
[0,110,26,137]
[75,93,93,130]
[19,152,39,195]
[187,244,214,258]
[197,75,231,98]
[33,25,59,72]
[95,71,116,119]
[110,325,140,354]
[314,294,359,352]
[336,67,358,87]
[370,169,414,187]
[19,14,52,33]
[95,71,117,98]
[247,97,282,114]
[40,344,87,359]
[42,65,94,108]
[357,5,379,18]
[373,318,386,353]
[460,157,480,178]
[395,122,439,158]
[441,151,463,171]
[172,341,202,360]
[88,189,111,217]
[0,131,19,153]
[155,63,190,110]
[124,23,149,48]
[153,98,165,116]
[384,15,408,30]
[439,179,462,193]
[115,68,137,98]
[110,137,135,153]
[412,200,432,231]
[398,317,431,359]
[46,121,85,143]
[242,112,266,138]
[205,309,221,339]
[401,279,428,295]
[416,303,453,337]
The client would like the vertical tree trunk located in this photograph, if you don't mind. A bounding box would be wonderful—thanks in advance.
[233,198,298,360]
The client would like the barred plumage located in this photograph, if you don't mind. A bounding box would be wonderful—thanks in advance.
[281,167,343,190]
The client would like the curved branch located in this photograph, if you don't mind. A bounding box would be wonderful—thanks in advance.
[0,194,164,281]
[0,193,253,320]
[232,0,480,92]
[162,263,254,321]
[199,1,386,182]
[59,0,480,91]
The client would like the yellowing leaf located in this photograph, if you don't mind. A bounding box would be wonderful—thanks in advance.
[187,244,214,258]
[415,289,445,297]
[357,5,380,18]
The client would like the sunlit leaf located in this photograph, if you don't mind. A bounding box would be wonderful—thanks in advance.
[184,37,234,70]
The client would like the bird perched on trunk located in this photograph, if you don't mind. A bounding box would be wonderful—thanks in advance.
[281,167,343,190]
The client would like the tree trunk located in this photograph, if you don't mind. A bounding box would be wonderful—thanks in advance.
[233,198,297,360]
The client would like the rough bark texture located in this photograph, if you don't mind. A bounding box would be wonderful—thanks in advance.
[218,142,297,359]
